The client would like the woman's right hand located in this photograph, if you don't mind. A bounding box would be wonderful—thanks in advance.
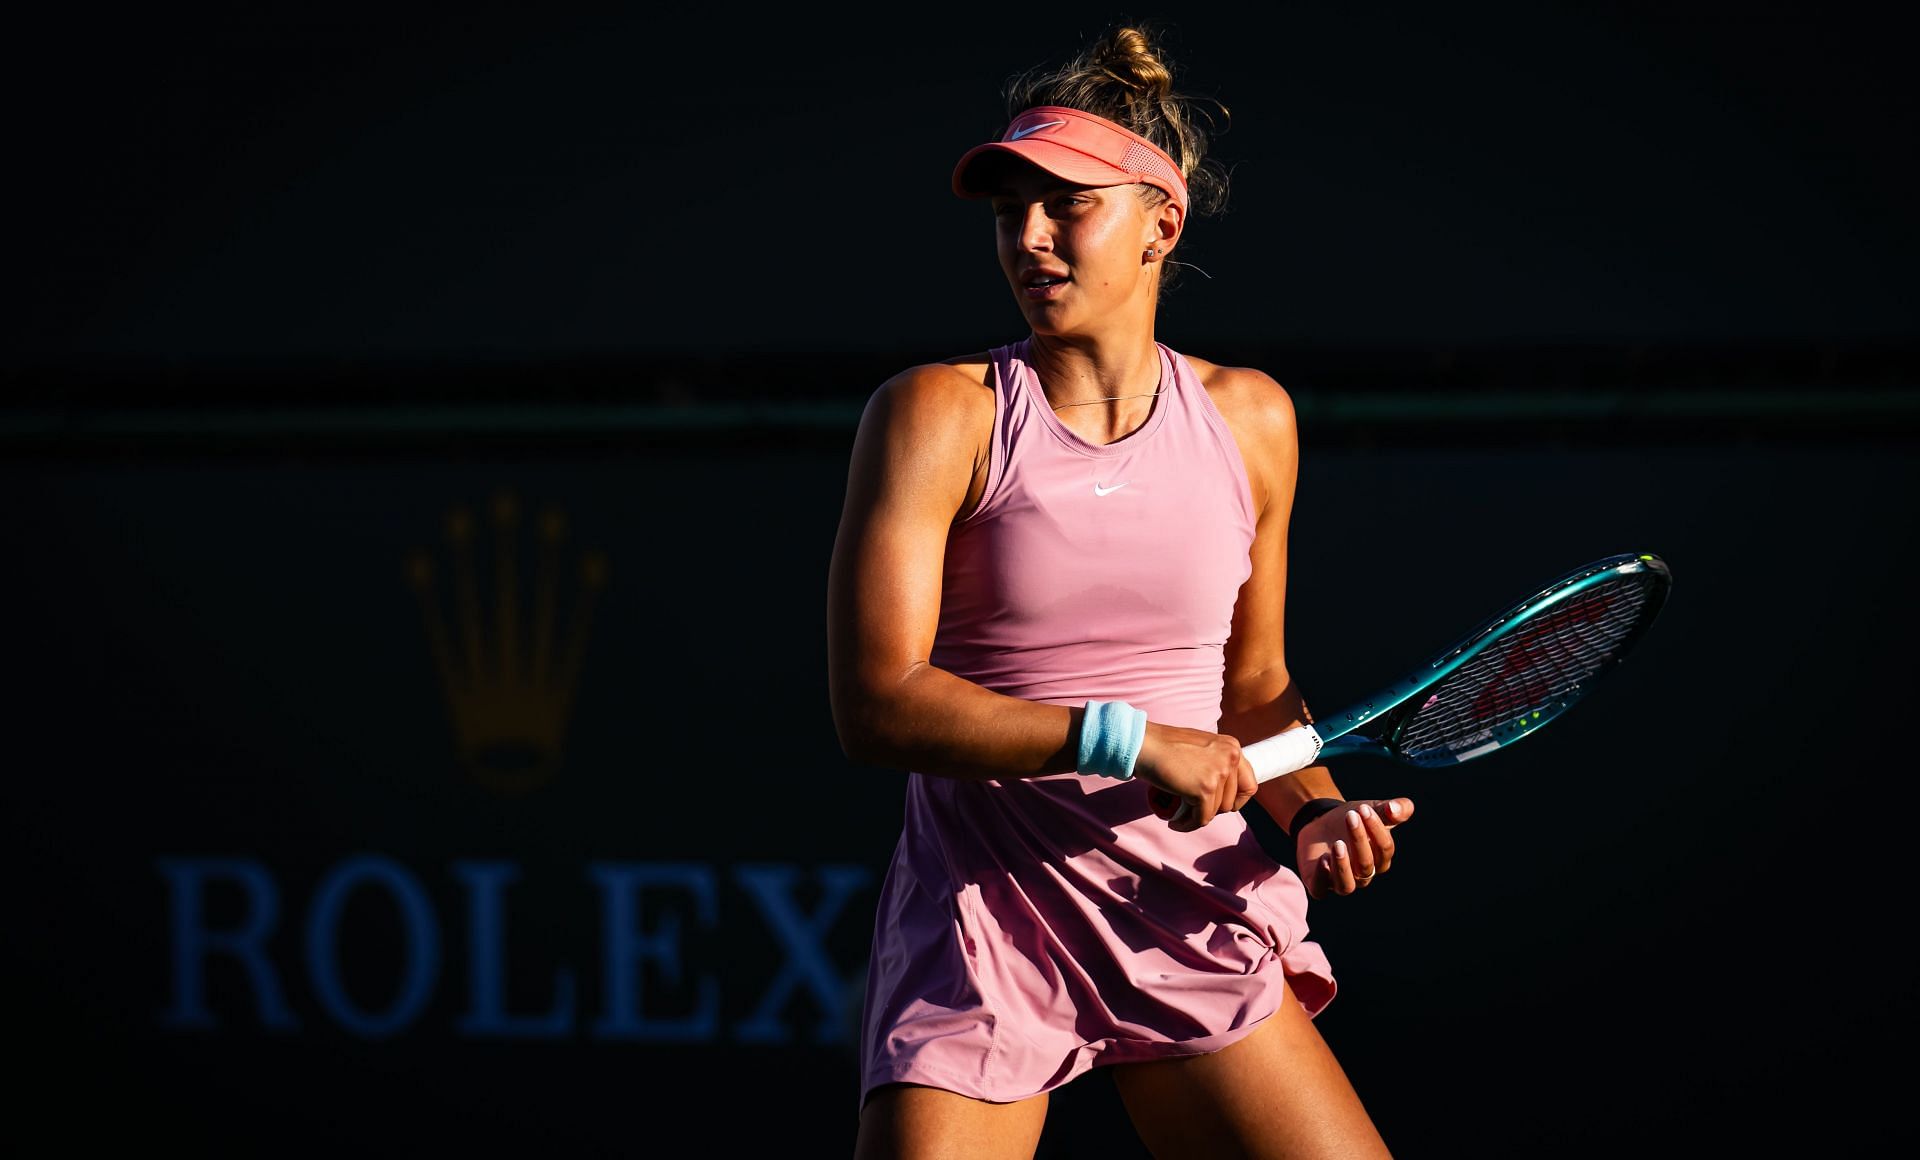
[1132,723,1258,832]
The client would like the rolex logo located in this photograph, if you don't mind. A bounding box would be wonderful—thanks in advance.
[404,488,608,795]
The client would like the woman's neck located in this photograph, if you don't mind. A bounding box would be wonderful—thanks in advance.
[1026,332,1164,443]
[1026,332,1162,407]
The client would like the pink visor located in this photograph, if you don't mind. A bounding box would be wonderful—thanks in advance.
[952,106,1189,212]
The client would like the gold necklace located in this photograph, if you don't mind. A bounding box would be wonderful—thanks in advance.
[1050,387,1163,410]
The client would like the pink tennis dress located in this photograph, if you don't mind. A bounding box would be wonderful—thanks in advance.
[856,338,1337,1108]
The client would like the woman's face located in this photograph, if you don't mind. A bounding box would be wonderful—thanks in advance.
[989,162,1166,338]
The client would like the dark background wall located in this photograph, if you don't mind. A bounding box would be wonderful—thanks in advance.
[12,4,1917,372]
[6,4,1915,1157]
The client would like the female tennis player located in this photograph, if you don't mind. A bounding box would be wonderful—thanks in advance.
[826,24,1414,1158]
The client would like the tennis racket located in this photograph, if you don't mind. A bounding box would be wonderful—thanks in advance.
[1154,551,1672,823]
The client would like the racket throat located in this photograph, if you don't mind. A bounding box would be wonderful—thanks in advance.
[1318,734,1396,762]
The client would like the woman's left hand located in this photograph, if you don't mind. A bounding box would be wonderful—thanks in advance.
[1295,798,1413,899]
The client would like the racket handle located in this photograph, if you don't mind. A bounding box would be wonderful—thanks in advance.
[1153,726,1326,826]
[1245,725,1325,783]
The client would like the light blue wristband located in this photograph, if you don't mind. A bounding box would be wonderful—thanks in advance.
[1077,700,1148,780]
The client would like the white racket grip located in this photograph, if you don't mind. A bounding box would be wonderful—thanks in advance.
[1163,725,1325,828]
[1159,725,1328,825]
[1244,725,1325,784]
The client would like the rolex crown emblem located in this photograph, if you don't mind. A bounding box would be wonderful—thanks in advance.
[405,487,608,795]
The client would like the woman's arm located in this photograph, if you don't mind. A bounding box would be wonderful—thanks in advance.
[1206,363,1413,892]
[827,361,1256,826]
[1205,366,1344,818]
[826,362,1079,780]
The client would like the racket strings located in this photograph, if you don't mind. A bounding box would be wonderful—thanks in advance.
[1395,575,1659,762]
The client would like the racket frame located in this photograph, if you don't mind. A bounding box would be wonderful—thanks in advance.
[1306,551,1670,768]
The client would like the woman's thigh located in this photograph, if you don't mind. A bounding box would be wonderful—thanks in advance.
[1109,987,1392,1160]
[854,1082,1051,1160]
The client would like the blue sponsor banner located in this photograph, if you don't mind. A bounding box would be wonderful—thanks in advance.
[154,855,870,1045]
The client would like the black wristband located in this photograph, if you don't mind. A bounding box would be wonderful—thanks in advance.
[1286,798,1346,841]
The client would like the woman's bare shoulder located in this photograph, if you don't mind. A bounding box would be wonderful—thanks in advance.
[1185,355,1297,435]
[863,353,995,426]
[849,355,999,517]
[1184,354,1299,517]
